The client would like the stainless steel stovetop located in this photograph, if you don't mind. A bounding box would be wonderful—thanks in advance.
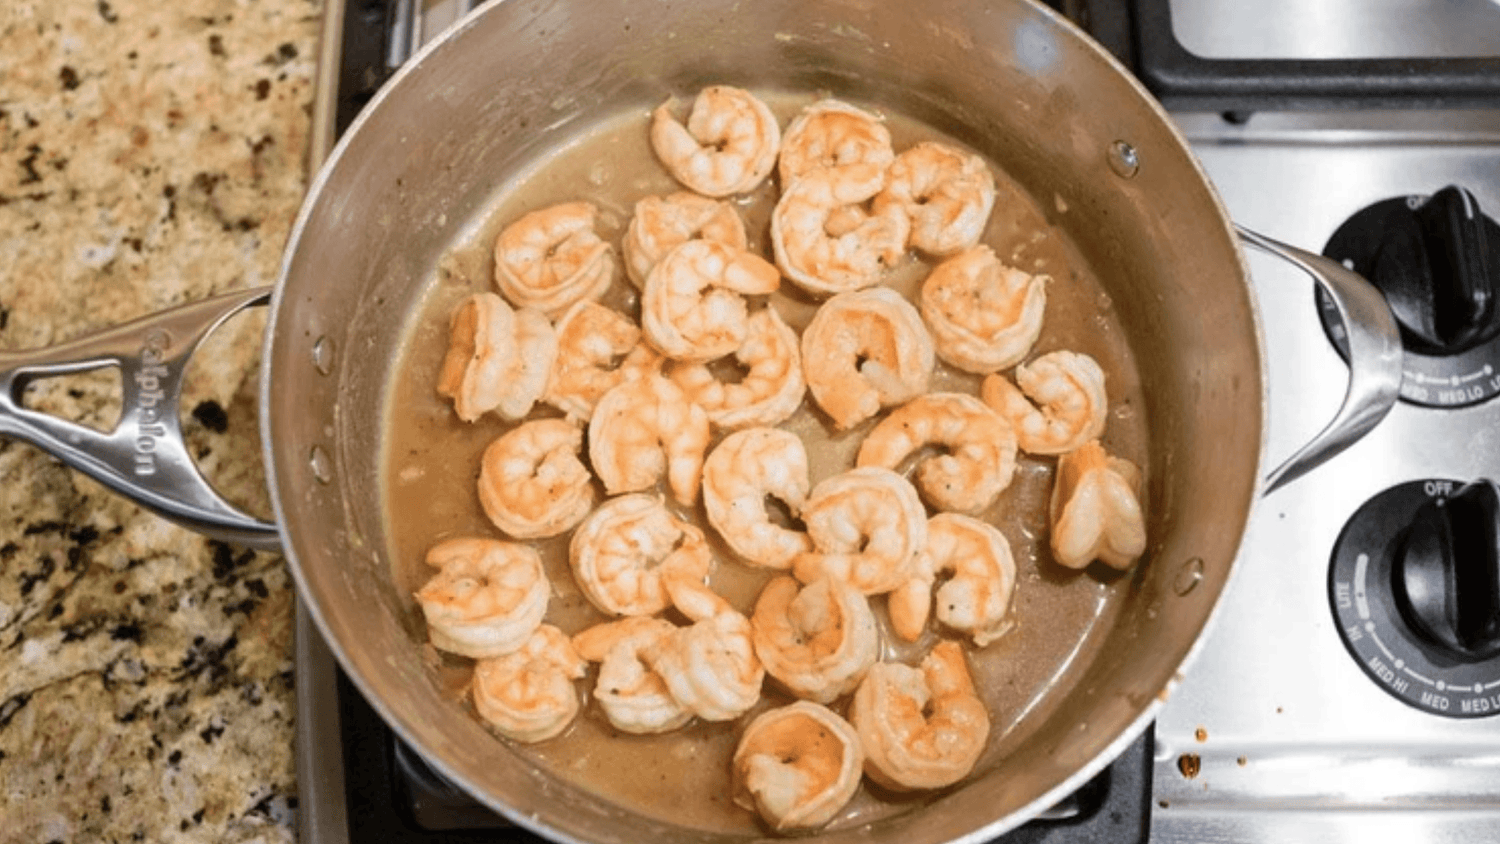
[1147,3,1500,841]
[296,1,1500,842]
[1151,109,1500,843]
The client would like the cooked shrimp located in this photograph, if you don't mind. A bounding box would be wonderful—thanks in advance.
[641,239,781,363]
[982,350,1108,455]
[414,537,549,659]
[751,576,878,704]
[778,99,895,185]
[873,141,996,257]
[801,287,935,430]
[569,493,713,617]
[701,427,812,569]
[792,467,928,599]
[649,575,764,721]
[477,418,594,540]
[925,513,1017,646]
[1049,440,1146,570]
[770,163,910,296]
[920,245,1047,374]
[493,201,615,318]
[502,308,558,418]
[435,293,557,422]
[473,624,586,743]
[543,300,662,421]
[669,307,806,431]
[855,392,1018,514]
[573,617,692,734]
[587,375,711,506]
[435,292,510,422]
[623,191,748,288]
[650,86,780,197]
[851,640,990,791]
[732,701,863,832]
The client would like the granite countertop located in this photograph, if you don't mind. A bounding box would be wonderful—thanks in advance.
[0,1,323,841]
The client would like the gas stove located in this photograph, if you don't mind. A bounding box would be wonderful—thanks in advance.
[1145,7,1500,841]
[294,1,1500,842]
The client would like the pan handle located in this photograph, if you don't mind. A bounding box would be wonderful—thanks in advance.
[1236,225,1403,495]
[0,286,281,551]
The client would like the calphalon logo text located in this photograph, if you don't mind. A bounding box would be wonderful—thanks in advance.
[133,329,172,476]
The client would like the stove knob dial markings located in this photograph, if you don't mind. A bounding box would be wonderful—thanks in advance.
[1319,186,1500,408]
[1329,480,1500,717]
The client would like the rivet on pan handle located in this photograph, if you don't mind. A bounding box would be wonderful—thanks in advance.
[0,286,281,551]
[1237,225,1404,495]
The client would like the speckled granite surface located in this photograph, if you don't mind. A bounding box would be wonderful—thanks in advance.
[0,1,322,841]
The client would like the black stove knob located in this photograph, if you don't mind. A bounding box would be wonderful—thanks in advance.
[1393,480,1500,661]
[1330,480,1500,717]
[1322,186,1500,408]
[1373,186,1498,355]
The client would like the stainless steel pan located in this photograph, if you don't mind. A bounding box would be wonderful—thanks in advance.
[0,0,1402,840]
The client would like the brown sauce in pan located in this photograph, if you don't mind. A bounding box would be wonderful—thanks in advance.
[379,91,1150,833]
